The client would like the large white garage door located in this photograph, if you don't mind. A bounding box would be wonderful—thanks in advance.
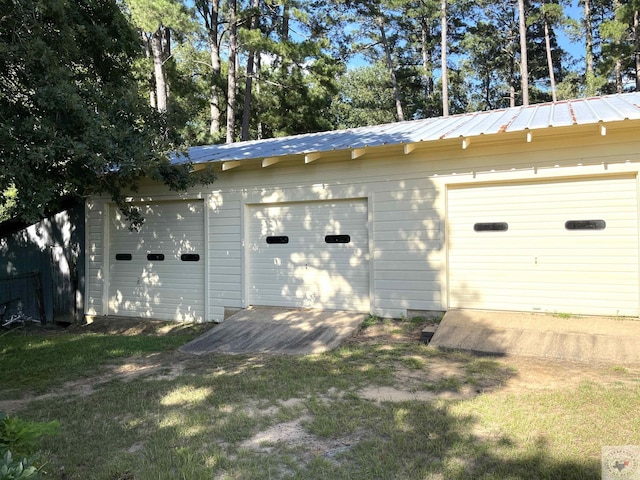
[448,176,639,316]
[108,200,205,321]
[248,200,370,311]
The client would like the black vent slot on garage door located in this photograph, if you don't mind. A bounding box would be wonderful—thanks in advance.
[181,254,200,261]
[325,235,351,243]
[565,220,606,230]
[147,253,165,261]
[115,254,132,261]
[474,222,508,232]
[266,236,289,244]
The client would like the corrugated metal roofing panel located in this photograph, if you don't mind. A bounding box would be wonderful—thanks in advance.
[182,92,640,165]
[568,99,597,124]
[584,97,620,122]
[550,102,576,126]
[446,111,494,138]
[599,95,640,120]
[405,117,446,141]
[506,105,537,131]
[481,109,521,135]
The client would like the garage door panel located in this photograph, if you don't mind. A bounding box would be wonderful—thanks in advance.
[451,197,634,212]
[250,260,368,273]
[454,276,639,291]
[450,179,636,199]
[109,200,205,321]
[448,177,639,316]
[451,250,637,262]
[248,200,370,311]
[250,268,369,279]
[453,278,639,294]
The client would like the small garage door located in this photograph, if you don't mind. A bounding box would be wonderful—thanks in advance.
[108,200,205,321]
[448,176,639,316]
[248,200,369,311]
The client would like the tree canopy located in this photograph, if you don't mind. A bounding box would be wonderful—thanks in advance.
[1,0,639,225]
[0,0,211,227]
[151,0,639,143]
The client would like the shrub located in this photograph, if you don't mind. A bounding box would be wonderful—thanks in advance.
[0,412,58,480]
[0,450,39,479]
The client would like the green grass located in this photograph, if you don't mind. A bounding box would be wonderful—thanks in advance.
[359,314,382,330]
[3,320,639,479]
[0,331,202,397]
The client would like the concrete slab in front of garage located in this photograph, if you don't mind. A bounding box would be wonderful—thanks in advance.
[180,306,366,355]
[429,309,640,364]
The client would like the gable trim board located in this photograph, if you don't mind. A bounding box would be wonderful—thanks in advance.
[84,95,640,322]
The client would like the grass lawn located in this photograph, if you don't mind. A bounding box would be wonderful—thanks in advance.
[1,316,639,479]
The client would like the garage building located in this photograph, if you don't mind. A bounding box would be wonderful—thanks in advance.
[85,92,640,322]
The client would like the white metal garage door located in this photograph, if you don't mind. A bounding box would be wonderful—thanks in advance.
[447,176,639,316]
[108,200,205,321]
[248,200,370,311]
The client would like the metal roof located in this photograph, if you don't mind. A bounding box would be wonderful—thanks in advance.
[184,92,640,165]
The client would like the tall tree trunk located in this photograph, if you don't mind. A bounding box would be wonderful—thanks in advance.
[241,51,256,141]
[377,16,404,122]
[635,9,640,92]
[256,54,263,139]
[441,0,449,116]
[210,4,222,136]
[163,27,171,103]
[510,53,516,107]
[584,0,596,96]
[613,0,623,94]
[543,15,557,102]
[197,0,223,136]
[141,32,157,109]
[421,19,434,100]
[209,38,222,136]
[226,0,238,143]
[485,76,492,110]
[241,0,261,141]
[282,1,289,40]
[517,0,529,106]
[151,26,168,113]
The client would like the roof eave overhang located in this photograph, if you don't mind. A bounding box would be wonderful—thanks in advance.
[193,118,640,172]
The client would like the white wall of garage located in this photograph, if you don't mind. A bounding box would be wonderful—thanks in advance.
[85,125,640,322]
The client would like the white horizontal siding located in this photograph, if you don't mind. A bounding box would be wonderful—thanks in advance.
[448,176,639,316]
[85,200,106,316]
[371,182,443,316]
[208,194,243,317]
[84,130,640,321]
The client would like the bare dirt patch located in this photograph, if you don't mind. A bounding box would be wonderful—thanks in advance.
[240,415,362,461]
[1,315,213,337]
[349,318,640,399]
[66,316,214,336]
[74,317,640,389]
[0,317,211,414]
[4,316,638,415]
[5,316,640,479]
[0,351,192,414]
[495,355,640,392]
